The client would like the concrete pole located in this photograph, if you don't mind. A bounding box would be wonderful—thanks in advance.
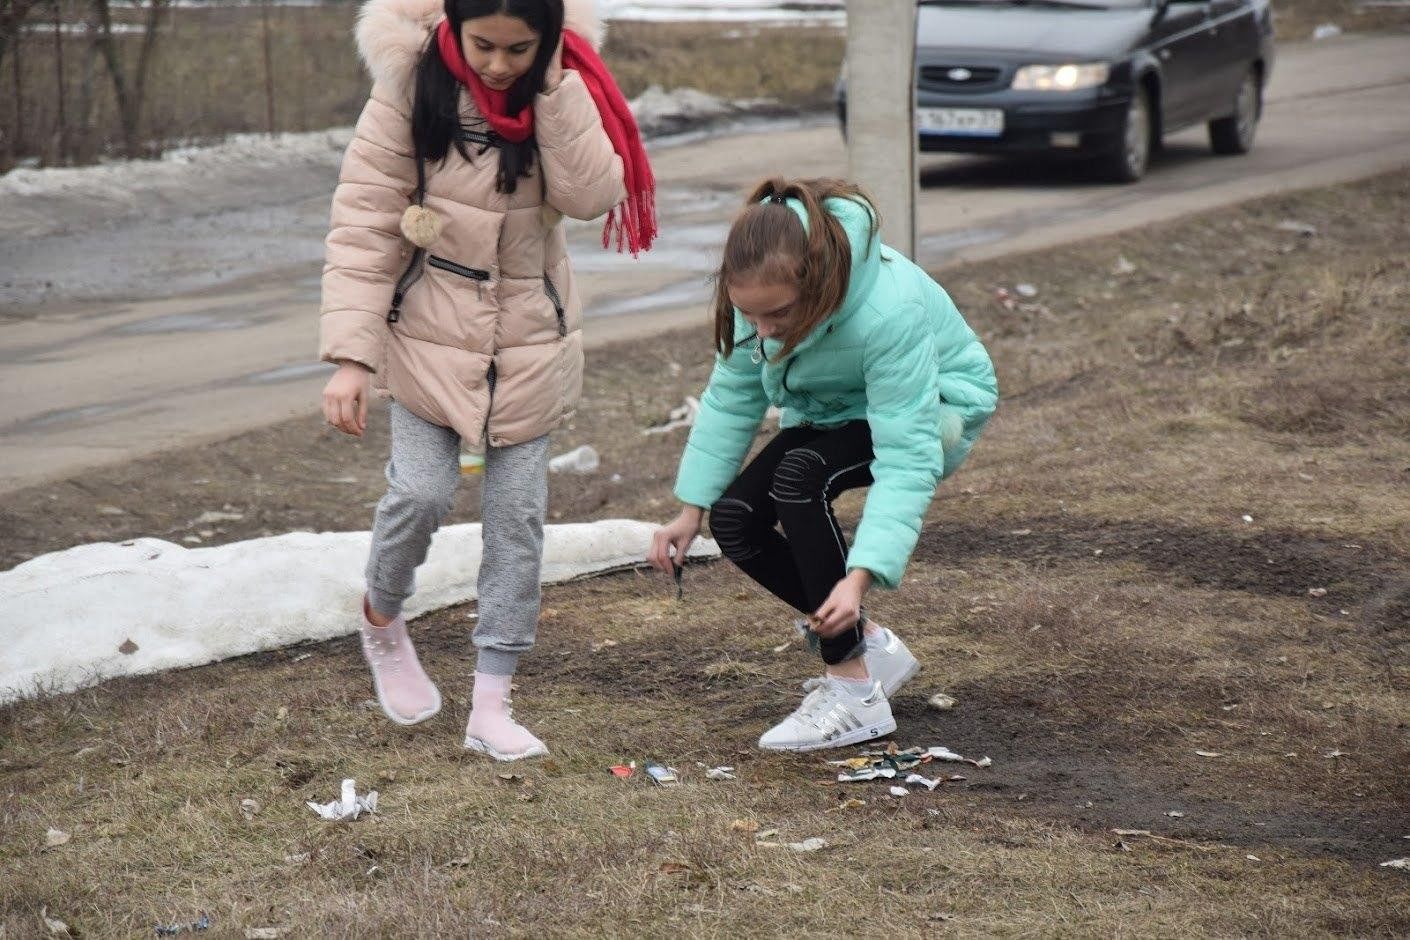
[845,0,918,259]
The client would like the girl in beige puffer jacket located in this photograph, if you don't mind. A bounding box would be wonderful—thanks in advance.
[318,0,649,761]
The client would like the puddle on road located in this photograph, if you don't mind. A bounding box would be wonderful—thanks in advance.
[115,309,259,335]
[586,278,711,318]
[918,226,1009,265]
[237,361,334,385]
[567,217,730,275]
[3,401,132,434]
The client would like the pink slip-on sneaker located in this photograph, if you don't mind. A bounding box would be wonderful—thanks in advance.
[359,597,441,726]
[464,672,549,761]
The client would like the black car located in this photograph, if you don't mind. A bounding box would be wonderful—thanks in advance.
[836,0,1276,181]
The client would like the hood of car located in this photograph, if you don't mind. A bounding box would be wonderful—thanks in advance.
[917,3,1154,62]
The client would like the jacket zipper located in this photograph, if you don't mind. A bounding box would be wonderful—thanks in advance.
[428,256,490,281]
[543,274,566,337]
[386,248,426,324]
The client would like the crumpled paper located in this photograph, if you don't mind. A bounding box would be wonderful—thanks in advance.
[643,396,700,435]
[306,779,378,822]
[923,746,992,768]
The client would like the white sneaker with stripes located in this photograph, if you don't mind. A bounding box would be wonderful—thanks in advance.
[758,678,896,752]
[864,625,921,698]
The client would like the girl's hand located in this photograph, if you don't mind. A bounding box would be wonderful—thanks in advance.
[649,506,704,574]
[811,569,873,637]
[543,34,564,91]
[322,361,372,437]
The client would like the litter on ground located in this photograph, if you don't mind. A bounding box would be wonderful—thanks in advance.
[154,914,211,936]
[836,766,897,783]
[889,786,909,797]
[646,762,679,786]
[306,779,378,822]
[1380,858,1410,871]
[833,743,992,783]
[548,444,600,474]
[608,763,635,778]
[41,906,71,936]
[706,766,736,781]
[643,396,700,435]
[927,692,957,710]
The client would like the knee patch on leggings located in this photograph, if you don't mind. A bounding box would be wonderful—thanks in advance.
[708,497,762,562]
[769,447,829,503]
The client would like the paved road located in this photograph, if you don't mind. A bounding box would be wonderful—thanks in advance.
[2,34,1408,495]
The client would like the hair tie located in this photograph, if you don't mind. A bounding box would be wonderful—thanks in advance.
[770,193,788,205]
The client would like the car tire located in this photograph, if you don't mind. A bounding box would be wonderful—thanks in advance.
[1099,86,1153,183]
[1208,68,1261,155]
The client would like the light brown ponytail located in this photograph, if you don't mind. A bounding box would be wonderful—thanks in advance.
[712,177,879,359]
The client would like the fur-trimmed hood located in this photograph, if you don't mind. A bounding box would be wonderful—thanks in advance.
[355,0,604,97]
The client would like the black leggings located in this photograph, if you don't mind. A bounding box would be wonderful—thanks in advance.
[709,421,874,665]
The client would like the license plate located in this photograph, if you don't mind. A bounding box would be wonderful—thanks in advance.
[917,107,1004,137]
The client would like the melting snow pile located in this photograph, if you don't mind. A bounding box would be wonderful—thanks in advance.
[0,519,718,704]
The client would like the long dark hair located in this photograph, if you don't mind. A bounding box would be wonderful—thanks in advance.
[713,178,878,360]
[412,0,564,194]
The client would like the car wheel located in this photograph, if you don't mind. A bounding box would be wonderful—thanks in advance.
[1100,87,1152,183]
[1209,68,1260,155]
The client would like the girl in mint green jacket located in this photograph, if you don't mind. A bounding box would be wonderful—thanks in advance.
[649,178,997,753]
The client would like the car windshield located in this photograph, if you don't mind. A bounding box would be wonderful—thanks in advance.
[919,0,1150,9]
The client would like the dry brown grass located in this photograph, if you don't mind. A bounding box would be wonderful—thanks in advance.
[5,172,1410,934]
[1272,0,1410,40]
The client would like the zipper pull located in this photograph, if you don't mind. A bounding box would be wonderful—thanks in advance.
[387,288,404,323]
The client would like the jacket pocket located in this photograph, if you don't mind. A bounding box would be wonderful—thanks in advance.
[543,273,566,337]
[427,256,490,282]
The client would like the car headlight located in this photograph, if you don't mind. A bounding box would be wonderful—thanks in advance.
[1011,63,1109,92]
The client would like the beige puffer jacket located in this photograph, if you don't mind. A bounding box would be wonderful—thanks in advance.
[319,0,626,448]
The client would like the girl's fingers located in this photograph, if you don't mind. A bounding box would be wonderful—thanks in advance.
[357,390,368,433]
[648,533,668,572]
[338,395,359,437]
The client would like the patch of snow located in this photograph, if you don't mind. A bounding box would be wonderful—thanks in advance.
[0,128,351,233]
[603,0,843,24]
[0,519,719,704]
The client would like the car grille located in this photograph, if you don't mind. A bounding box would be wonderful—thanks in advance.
[918,65,1004,93]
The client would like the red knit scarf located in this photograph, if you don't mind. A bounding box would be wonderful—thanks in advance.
[436,19,657,256]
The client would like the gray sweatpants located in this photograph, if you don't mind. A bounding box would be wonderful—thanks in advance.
[365,401,550,677]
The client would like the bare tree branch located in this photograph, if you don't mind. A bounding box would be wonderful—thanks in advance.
[88,0,169,156]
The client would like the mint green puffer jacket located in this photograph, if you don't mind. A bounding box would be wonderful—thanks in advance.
[673,194,998,589]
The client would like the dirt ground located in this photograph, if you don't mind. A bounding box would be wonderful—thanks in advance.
[3,172,1410,935]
